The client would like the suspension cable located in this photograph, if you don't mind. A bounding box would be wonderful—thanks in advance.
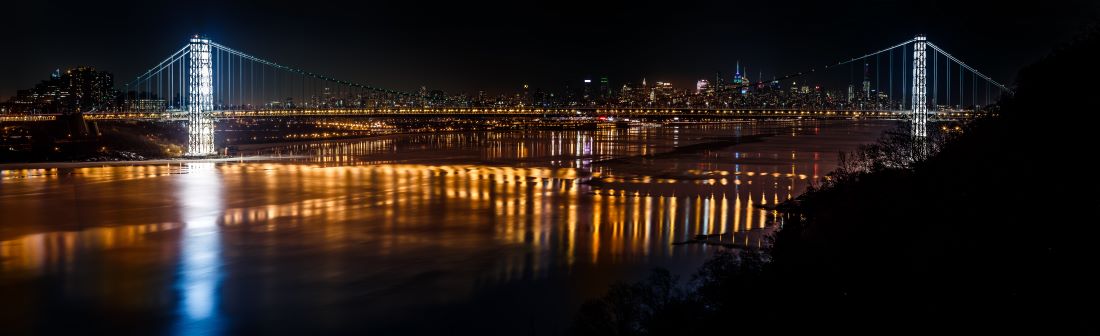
[926,43,1011,93]
[126,45,189,87]
[209,42,408,96]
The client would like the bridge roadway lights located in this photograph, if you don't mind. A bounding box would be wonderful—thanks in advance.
[73,107,924,120]
[22,108,944,124]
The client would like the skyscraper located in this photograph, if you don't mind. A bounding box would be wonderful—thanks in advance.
[733,60,743,85]
[599,77,610,99]
[582,79,592,102]
[696,79,710,94]
[12,66,116,114]
[740,65,750,94]
[862,63,871,98]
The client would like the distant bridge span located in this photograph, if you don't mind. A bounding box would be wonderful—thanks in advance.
[3,34,1009,155]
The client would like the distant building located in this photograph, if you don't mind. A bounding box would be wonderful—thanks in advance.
[599,77,610,99]
[477,90,488,106]
[696,79,710,94]
[653,81,673,102]
[127,99,167,113]
[582,79,593,103]
[10,67,117,114]
[862,63,871,98]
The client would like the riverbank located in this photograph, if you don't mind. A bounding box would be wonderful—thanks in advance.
[0,155,303,171]
[0,120,184,163]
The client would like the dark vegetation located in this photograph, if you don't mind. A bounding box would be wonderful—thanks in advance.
[0,119,184,162]
[573,29,1100,335]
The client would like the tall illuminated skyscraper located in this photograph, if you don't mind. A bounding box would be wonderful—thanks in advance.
[733,60,743,85]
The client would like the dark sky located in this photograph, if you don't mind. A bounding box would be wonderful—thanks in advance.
[2,0,1097,98]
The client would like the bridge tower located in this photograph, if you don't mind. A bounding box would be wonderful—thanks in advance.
[186,36,216,156]
[910,35,928,137]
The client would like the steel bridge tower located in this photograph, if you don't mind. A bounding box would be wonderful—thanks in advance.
[187,36,215,156]
[911,35,928,138]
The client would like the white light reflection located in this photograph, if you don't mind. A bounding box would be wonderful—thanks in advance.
[174,162,225,335]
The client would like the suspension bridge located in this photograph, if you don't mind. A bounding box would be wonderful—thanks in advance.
[4,34,1011,156]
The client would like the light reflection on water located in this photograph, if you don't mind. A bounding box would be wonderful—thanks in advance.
[0,120,895,334]
[175,162,224,335]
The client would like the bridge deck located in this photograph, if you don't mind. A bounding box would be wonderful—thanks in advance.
[2,108,979,121]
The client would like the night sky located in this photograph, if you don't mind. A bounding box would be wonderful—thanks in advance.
[2,0,1097,98]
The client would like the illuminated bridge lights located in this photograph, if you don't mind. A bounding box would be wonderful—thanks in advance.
[0,115,58,122]
[66,107,918,119]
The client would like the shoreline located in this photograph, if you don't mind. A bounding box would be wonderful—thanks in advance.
[0,155,305,170]
[1,119,835,170]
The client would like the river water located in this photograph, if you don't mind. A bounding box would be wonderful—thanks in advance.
[0,119,895,335]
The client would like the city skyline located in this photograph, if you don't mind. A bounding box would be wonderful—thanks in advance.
[2,0,1097,98]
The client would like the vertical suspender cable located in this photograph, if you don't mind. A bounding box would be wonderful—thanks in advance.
[239,54,243,109]
[168,59,172,109]
[227,50,232,109]
[902,43,907,110]
[261,63,265,108]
